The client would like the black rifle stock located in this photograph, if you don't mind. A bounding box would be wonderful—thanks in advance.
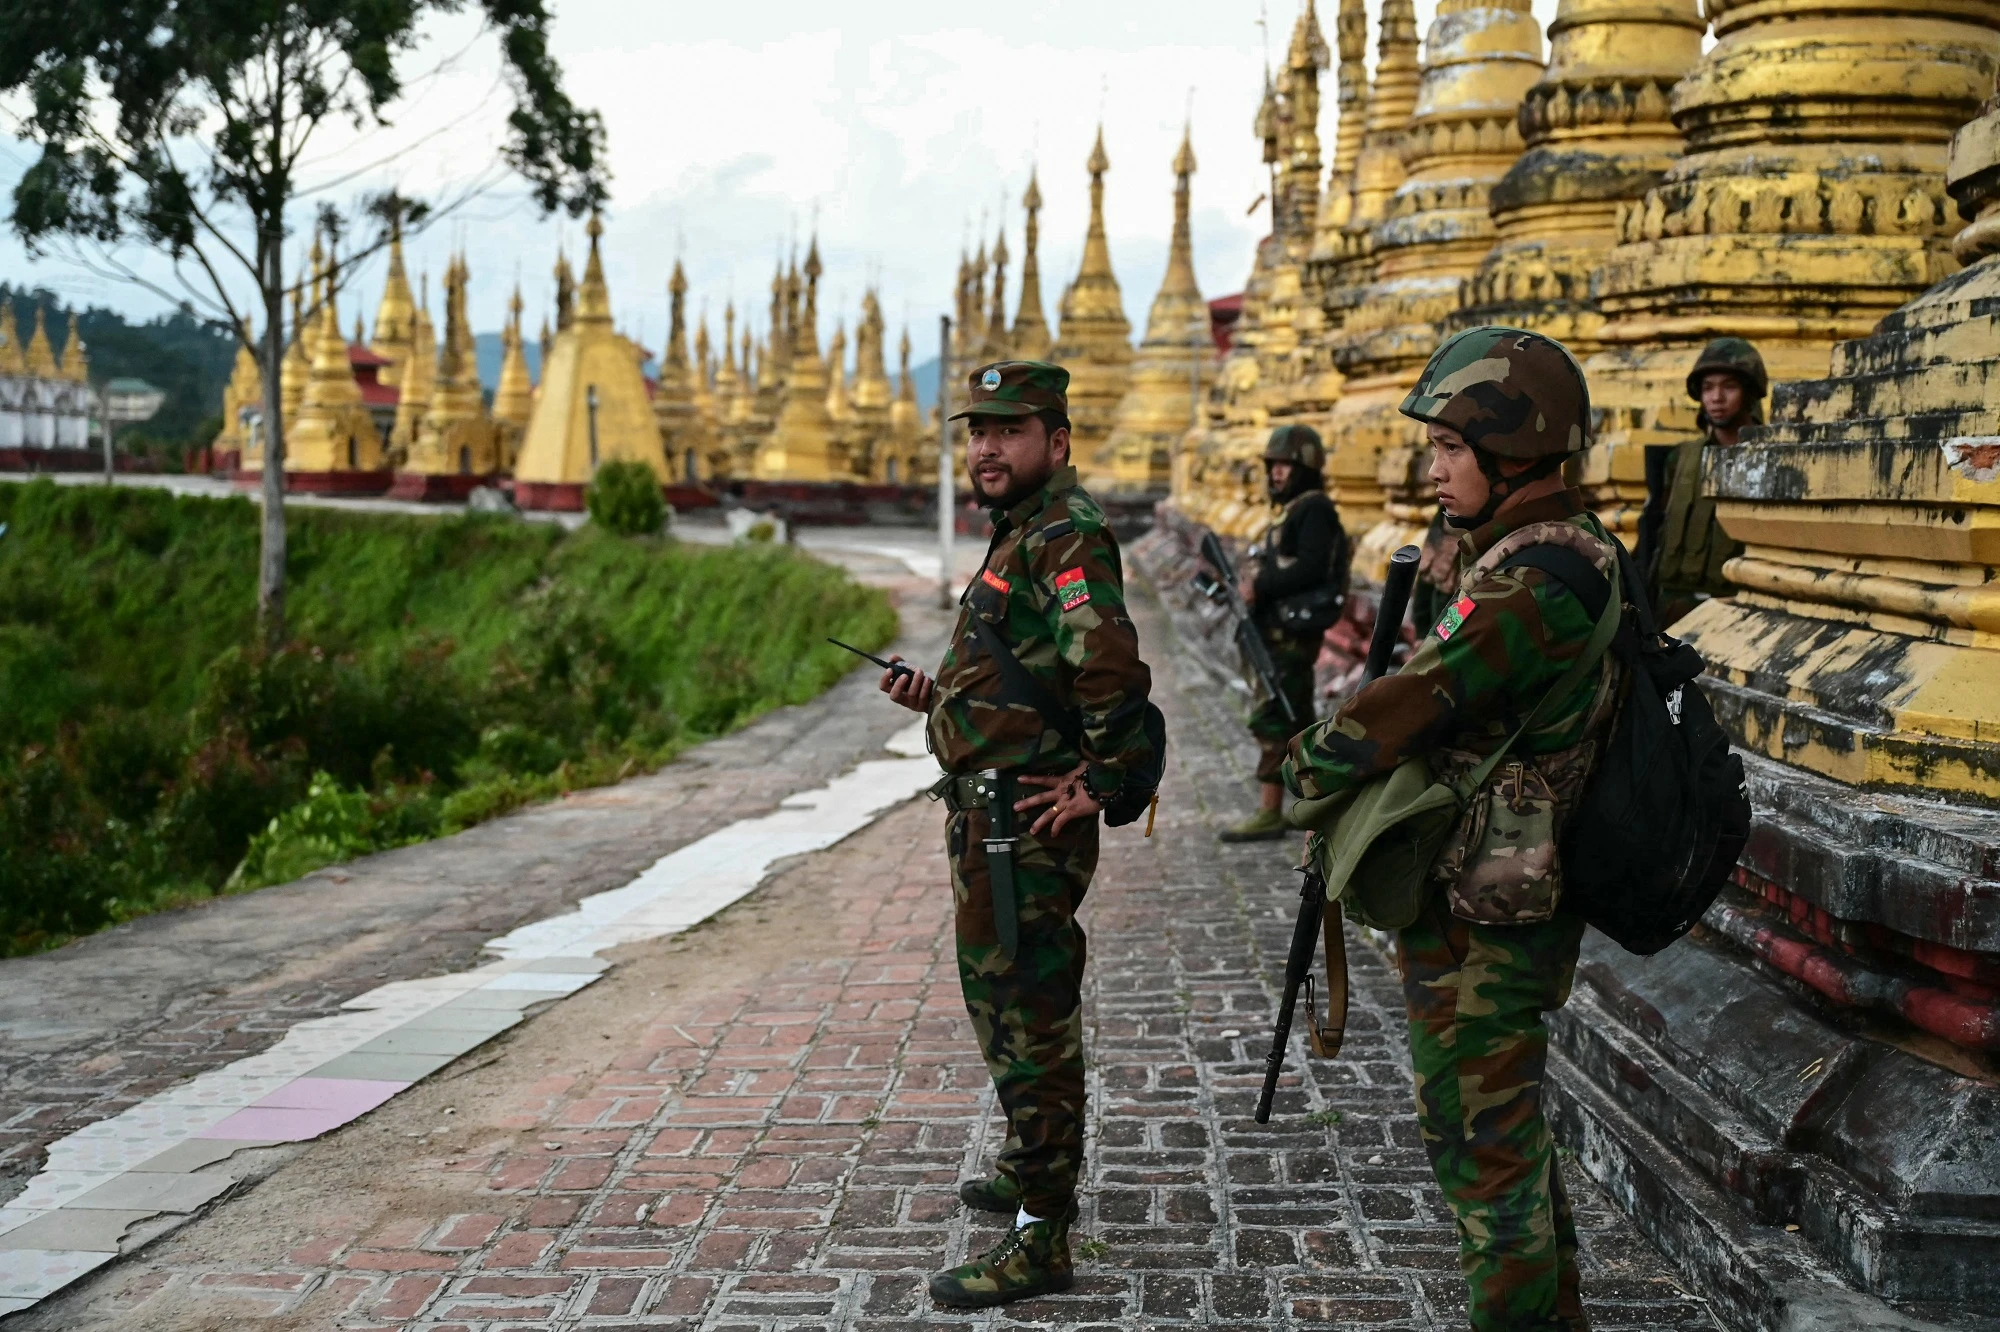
[1253,543,1422,1124]
[1196,530,1296,725]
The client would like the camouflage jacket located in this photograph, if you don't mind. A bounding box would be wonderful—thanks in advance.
[1283,489,1620,806]
[928,465,1155,790]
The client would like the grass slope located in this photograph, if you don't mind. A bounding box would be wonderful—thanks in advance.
[0,480,896,952]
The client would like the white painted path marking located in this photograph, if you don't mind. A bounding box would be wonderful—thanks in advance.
[0,722,937,1316]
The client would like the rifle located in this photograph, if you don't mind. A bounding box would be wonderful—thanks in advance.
[1192,530,1295,725]
[1254,542,1421,1124]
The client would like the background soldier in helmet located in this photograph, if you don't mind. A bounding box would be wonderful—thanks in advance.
[878,360,1157,1309]
[1638,336,1766,624]
[1284,327,1622,1332]
[1219,424,1350,843]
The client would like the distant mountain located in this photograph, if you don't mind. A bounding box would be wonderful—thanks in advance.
[0,285,236,450]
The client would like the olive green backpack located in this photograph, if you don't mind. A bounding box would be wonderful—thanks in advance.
[1286,554,1621,930]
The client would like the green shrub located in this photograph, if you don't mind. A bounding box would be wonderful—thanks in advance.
[586,460,668,536]
[0,479,896,952]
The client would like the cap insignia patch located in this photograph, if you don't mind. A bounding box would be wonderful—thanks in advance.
[981,367,1002,390]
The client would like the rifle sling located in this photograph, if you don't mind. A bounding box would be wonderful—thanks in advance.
[968,615,1084,752]
[1307,903,1348,1059]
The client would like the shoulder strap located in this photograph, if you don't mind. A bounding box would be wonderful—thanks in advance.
[1496,544,1610,620]
[968,615,1084,749]
[1454,545,1622,797]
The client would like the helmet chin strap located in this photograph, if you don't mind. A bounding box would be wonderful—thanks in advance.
[1441,448,1563,530]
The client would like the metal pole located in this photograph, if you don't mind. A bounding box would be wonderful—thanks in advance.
[102,399,114,485]
[937,314,954,611]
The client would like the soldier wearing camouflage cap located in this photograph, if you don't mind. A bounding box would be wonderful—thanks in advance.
[1285,327,1621,1332]
[1219,423,1350,842]
[878,359,1158,1309]
[1638,336,1767,622]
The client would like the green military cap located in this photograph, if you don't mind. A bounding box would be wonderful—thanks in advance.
[1401,325,1590,460]
[1263,424,1326,470]
[1685,337,1768,401]
[950,360,1069,420]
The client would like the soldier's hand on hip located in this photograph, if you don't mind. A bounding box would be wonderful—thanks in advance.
[1015,763,1102,838]
[880,656,934,713]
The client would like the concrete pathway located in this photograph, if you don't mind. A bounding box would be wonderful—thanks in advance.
[4,563,1720,1329]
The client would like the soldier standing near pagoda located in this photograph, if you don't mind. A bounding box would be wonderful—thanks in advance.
[1284,328,1621,1332]
[1220,424,1349,843]
[1641,336,1767,624]
[878,361,1157,1309]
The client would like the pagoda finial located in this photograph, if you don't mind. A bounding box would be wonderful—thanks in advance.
[1012,165,1053,359]
[576,212,612,324]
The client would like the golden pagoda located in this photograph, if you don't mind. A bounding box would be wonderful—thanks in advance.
[368,221,418,387]
[1012,171,1054,361]
[691,314,728,481]
[492,285,534,452]
[1255,1,1331,429]
[0,300,24,376]
[1323,0,1545,580]
[285,248,386,485]
[981,225,1013,364]
[213,320,264,468]
[853,290,893,416]
[513,214,667,509]
[1050,127,1135,487]
[755,237,844,480]
[1583,0,2000,453]
[654,259,703,480]
[1102,122,1207,497]
[276,287,311,448]
[58,314,88,384]
[391,252,499,497]
[23,306,58,379]
[882,325,926,484]
[825,319,851,426]
[1290,0,1370,424]
[388,274,436,462]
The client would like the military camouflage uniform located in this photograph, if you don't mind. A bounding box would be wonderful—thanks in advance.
[1284,327,1615,1332]
[1647,337,1765,622]
[927,363,1154,1227]
[1246,482,1346,781]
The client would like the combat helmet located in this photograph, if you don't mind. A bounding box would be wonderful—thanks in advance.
[1400,326,1590,459]
[1684,337,1768,402]
[1262,423,1326,471]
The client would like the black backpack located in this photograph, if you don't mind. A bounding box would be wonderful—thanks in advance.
[1500,540,1752,955]
[967,617,1166,828]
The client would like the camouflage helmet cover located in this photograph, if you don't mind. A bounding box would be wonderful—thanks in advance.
[1399,326,1591,460]
[1684,337,1768,402]
[1262,423,1326,470]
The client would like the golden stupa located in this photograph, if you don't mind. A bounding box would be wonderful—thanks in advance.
[512,213,666,508]
[392,252,501,496]
[492,285,534,452]
[285,248,385,482]
[368,221,418,388]
[1050,127,1135,488]
[1012,170,1054,361]
[387,273,436,461]
[212,320,264,469]
[755,236,842,481]
[1101,122,1206,497]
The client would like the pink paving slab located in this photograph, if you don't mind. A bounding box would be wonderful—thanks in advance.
[246,1078,409,1114]
[199,1103,371,1143]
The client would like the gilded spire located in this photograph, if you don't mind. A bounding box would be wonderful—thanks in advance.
[23,305,58,378]
[576,213,612,325]
[1103,120,1208,496]
[664,259,691,377]
[1017,171,1047,354]
[985,222,1012,359]
[371,218,417,386]
[390,272,438,457]
[854,289,892,412]
[554,247,576,331]
[1316,0,1371,243]
[494,284,534,431]
[0,300,23,375]
[60,313,89,384]
[1052,125,1135,487]
[289,241,382,473]
[1282,0,1330,248]
[282,286,310,425]
[825,320,850,420]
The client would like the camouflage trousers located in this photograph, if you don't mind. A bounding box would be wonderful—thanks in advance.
[1397,896,1590,1332]
[1247,631,1319,783]
[948,806,1098,1218]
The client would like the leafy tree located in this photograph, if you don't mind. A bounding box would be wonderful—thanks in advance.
[0,2,608,643]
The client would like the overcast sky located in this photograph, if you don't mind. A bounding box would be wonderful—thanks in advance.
[0,0,1576,356]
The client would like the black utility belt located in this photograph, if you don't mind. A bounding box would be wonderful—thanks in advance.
[931,768,1078,813]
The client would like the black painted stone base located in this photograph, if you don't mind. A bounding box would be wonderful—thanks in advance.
[1549,927,2000,1330]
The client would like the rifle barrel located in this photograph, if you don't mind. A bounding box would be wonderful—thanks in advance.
[1255,871,1328,1123]
[1364,545,1422,685]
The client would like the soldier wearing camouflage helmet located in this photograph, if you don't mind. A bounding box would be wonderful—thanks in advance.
[1219,423,1350,842]
[1284,327,1623,1332]
[879,360,1157,1309]
[1638,336,1766,622]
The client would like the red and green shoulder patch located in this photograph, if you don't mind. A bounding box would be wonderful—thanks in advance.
[1056,567,1090,611]
[1435,594,1476,642]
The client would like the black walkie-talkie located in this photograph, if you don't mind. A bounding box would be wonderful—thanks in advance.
[827,637,915,683]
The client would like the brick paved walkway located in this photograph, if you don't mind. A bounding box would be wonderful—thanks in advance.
[21,587,1719,1330]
